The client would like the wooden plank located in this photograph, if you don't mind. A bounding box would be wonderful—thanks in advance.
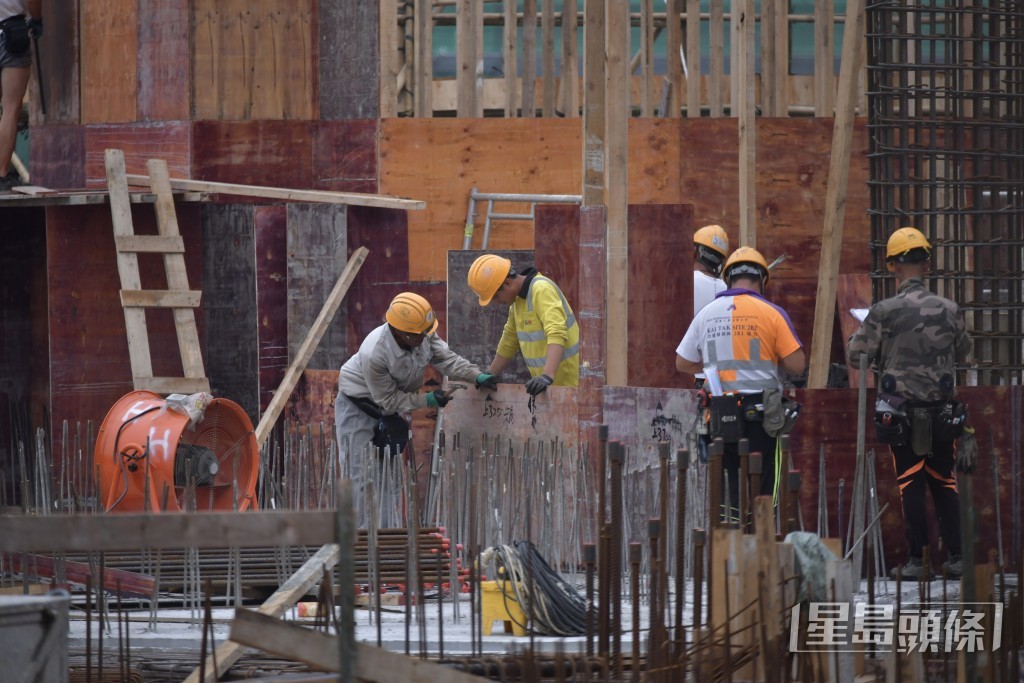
[11,186,58,197]
[138,0,190,121]
[125,174,425,211]
[640,0,654,116]
[541,0,555,117]
[0,511,335,553]
[773,0,789,116]
[605,0,629,386]
[761,0,778,118]
[119,289,201,308]
[755,497,784,679]
[815,0,836,117]
[184,543,341,683]
[521,0,537,117]
[685,0,701,118]
[105,149,153,381]
[3,553,155,597]
[709,1,724,117]
[736,0,756,247]
[286,204,348,370]
[826,560,854,683]
[503,0,518,117]
[81,0,137,124]
[230,608,489,683]
[379,0,399,118]
[136,377,211,395]
[581,0,605,206]
[413,0,433,117]
[559,1,579,118]
[807,0,865,388]
[322,0,379,119]
[665,0,681,118]
[456,0,479,117]
[115,235,185,254]
[148,158,207,381]
[254,247,368,448]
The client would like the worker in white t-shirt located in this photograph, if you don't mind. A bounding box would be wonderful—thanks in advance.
[691,225,730,390]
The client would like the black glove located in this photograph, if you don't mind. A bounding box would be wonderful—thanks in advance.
[475,373,499,391]
[425,390,452,409]
[27,17,43,38]
[956,428,977,474]
[524,374,553,396]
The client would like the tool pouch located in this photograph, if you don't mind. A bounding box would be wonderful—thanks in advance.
[934,399,967,443]
[710,395,744,443]
[0,15,30,56]
[761,389,802,438]
[372,413,410,456]
[909,406,934,456]
[873,410,908,447]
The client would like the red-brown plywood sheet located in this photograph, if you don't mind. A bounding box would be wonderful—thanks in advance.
[32,0,80,125]
[29,125,86,190]
[311,120,379,193]
[533,203,581,310]
[192,121,314,188]
[254,205,288,414]
[192,0,314,121]
[138,0,191,122]
[80,0,138,124]
[83,123,192,187]
[344,206,410,349]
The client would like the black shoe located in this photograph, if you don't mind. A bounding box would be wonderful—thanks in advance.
[0,171,19,191]
[942,555,963,578]
[891,556,931,580]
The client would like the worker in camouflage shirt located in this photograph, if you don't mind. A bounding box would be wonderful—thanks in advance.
[848,227,976,580]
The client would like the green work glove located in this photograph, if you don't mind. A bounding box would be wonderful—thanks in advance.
[956,428,977,475]
[524,374,553,396]
[475,373,499,391]
[425,390,452,409]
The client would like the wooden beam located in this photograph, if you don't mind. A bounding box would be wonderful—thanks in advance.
[664,0,681,118]
[736,0,756,248]
[503,0,518,117]
[119,289,201,308]
[230,608,489,683]
[124,175,426,211]
[559,0,579,117]
[815,0,835,117]
[709,0,724,117]
[605,0,629,387]
[379,0,399,117]
[761,0,778,117]
[0,510,335,553]
[542,0,555,117]
[581,0,605,206]
[115,235,185,253]
[640,0,654,116]
[521,0,536,117]
[185,543,342,683]
[134,377,212,395]
[807,0,866,388]
[253,246,369,448]
[414,0,433,117]
[456,0,479,117]
[685,0,700,118]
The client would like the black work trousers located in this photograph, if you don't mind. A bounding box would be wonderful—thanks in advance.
[719,421,778,525]
[891,437,961,560]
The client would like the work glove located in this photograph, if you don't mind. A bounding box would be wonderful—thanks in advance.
[425,390,452,409]
[27,17,43,38]
[524,374,553,397]
[697,387,712,410]
[475,373,499,391]
[956,428,977,475]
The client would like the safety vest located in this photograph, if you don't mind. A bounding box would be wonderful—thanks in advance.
[500,275,580,386]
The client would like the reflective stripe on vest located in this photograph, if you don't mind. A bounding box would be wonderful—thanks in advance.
[517,276,581,363]
[706,337,780,393]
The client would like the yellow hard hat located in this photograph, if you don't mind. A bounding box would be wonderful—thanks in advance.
[885,227,931,272]
[694,224,730,257]
[468,254,512,306]
[385,292,438,334]
[723,246,770,287]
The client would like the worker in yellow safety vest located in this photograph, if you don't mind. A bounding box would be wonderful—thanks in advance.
[467,254,580,395]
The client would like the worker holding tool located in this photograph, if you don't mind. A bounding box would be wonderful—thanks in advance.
[0,0,40,191]
[675,247,806,523]
[848,227,975,580]
[335,292,497,526]
[467,254,580,394]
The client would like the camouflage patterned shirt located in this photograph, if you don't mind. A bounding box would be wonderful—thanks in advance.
[847,278,972,402]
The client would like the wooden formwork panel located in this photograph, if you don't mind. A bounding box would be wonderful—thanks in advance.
[32,0,80,125]
[441,384,580,450]
[254,206,289,415]
[311,121,379,193]
[192,121,314,188]
[81,0,138,124]
[379,118,683,282]
[29,125,86,190]
[192,0,314,121]
[344,206,411,350]
[83,123,192,187]
[319,0,378,120]
[138,0,191,122]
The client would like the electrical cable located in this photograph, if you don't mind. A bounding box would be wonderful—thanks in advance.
[106,407,159,512]
[482,540,586,636]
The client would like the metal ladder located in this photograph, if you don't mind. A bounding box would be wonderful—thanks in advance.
[461,187,582,249]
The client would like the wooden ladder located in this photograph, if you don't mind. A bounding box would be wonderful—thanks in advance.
[104,148,210,395]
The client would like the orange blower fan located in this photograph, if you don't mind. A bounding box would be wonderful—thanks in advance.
[95,390,259,512]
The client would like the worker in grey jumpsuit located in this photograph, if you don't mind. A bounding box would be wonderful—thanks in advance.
[335,292,497,527]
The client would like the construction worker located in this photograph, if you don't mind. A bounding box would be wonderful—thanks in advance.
[848,227,975,579]
[0,0,41,190]
[675,247,806,522]
[467,254,580,394]
[335,292,497,526]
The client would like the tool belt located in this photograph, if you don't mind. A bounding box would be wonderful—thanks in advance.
[346,395,409,455]
[708,390,801,443]
[874,394,966,456]
[0,15,30,56]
